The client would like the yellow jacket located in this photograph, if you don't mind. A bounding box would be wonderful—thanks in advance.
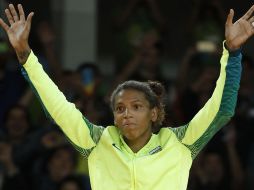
[22,45,242,190]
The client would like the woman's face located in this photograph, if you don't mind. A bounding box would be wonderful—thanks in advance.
[48,148,75,181]
[5,107,29,140]
[113,89,157,143]
[60,181,81,190]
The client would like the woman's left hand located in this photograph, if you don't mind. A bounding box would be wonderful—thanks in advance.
[225,5,254,51]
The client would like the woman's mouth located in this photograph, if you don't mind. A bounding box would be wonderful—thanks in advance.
[123,122,135,128]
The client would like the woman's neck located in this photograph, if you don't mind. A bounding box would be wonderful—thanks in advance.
[124,130,152,153]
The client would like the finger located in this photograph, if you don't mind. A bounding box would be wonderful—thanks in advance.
[5,9,14,25]
[9,4,19,22]
[249,16,254,22]
[25,12,34,32]
[0,18,10,32]
[247,15,254,29]
[226,9,234,26]
[242,5,254,20]
[18,4,25,21]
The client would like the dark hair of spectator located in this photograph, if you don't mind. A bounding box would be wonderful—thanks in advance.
[3,104,30,126]
[42,144,77,173]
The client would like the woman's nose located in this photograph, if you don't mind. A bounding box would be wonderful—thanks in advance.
[123,108,131,118]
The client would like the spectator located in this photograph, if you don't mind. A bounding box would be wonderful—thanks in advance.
[57,175,91,190]
[113,0,166,71]
[33,145,90,190]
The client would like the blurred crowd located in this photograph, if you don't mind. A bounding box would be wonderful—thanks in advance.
[0,0,254,190]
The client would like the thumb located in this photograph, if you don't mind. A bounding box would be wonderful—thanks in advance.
[226,9,234,26]
[0,18,9,33]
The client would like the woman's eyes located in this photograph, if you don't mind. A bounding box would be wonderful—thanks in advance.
[115,106,125,113]
[115,104,143,113]
[133,104,143,110]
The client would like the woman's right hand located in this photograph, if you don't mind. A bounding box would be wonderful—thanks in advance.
[0,4,34,64]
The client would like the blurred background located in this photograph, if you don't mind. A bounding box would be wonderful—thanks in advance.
[0,0,254,189]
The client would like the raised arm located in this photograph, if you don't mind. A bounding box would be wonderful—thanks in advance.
[171,5,254,159]
[0,4,104,157]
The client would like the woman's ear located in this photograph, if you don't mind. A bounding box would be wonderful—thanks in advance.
[151,107,158,122]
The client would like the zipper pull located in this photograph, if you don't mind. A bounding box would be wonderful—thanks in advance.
[112,143,122,151]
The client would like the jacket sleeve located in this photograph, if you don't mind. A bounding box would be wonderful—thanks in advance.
[171,43,242,159]
[21,51,104,157]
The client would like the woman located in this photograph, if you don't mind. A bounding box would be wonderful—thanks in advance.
[0,3,253,190]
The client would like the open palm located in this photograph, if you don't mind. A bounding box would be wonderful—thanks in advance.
[0,4,33,52]
[225,6,254,50]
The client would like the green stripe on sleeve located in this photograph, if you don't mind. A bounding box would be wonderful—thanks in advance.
[171,45,242,159]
